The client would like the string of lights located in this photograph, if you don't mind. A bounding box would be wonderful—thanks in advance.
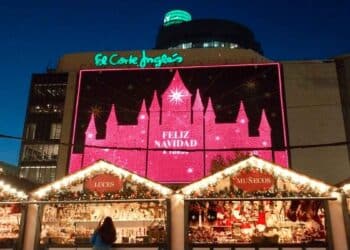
[0,133,349,151]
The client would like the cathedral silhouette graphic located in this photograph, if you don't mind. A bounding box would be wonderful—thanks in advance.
[69,70,288,183]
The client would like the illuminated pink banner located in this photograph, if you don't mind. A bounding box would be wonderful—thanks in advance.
[69,65,289,183]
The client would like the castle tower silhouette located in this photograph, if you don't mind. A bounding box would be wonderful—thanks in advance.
[69,70,279,183]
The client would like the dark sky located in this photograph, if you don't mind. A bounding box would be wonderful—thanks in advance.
[0,0,349,165]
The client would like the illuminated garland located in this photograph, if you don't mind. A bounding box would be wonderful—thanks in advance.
[188,185,322,199]
[0,180,28,202]
[180,156,333,198]
[45,175,164,201]
[342,184,350,196]
[32,160,173,200]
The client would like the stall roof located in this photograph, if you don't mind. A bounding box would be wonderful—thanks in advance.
[0,175,29,201]
[31,160,173,200]
[178,156,336,198]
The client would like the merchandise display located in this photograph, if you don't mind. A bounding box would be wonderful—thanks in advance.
[0,178,28,249]
[0,205,21,246]
[187,199,326,244]
[342,184,350,214]
[30,160,173,248]
[40,201,167,246]
[179,156,335,248]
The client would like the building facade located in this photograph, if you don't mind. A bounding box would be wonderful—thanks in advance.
[17,11,350,185]
[19,73,68,183]
[17,48,350,185]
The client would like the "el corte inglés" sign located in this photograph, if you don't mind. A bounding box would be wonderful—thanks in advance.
[94,50,183,68]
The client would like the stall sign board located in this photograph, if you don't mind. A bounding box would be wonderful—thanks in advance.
[232,169,274,192]
[84,174,123,193]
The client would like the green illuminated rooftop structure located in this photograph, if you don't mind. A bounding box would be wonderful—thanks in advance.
[163,10,192,26]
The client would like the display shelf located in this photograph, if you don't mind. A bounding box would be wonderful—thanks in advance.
[39,201,169,248]
[186,200,328,246]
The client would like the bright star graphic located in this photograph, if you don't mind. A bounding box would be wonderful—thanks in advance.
[168,88,186,104]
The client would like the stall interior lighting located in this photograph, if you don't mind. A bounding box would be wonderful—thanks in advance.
[179,156,333,197]
[32,160,173,199]
[0,180,28,200]
[342,183,350,195]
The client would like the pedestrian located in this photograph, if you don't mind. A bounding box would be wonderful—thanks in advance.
[91,216,117,250]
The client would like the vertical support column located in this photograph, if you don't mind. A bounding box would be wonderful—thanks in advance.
[56,72,77,177]
[171,194,184,250]
[23,203,38,250]
[328,193,349,250]
[341,193,350,250]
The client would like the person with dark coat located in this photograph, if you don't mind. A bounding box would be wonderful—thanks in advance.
[91,216,117,250]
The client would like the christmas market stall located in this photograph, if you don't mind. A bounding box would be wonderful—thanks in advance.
[0,175,30,250]
[177,156,347,250]
[340,179,350,249]
[23,160,173,250]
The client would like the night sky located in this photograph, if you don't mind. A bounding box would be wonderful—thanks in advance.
[0,0,349,165]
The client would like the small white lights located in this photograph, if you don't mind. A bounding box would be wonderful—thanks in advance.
[0,179,28,200]
[178,156,334,197]
[239,118,246,124]
[31,160,173,200]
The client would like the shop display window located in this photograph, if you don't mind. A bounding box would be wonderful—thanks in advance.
[180,157,335,249]
[0,178,27,249]
[39,200,168,247]
[187,199,327,245]
[31,160,173,248]
[0,204,22,247]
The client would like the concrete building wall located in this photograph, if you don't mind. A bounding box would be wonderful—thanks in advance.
[56,72,78,179]
[53,48,350,185]
[283,61,350,184]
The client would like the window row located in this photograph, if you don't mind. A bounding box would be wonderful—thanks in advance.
[25,123,62,140]
[29,104,63,114]
[32,83,67,99]
[21,144,59,162]
[19,165,56,184]
[170,41,239,49]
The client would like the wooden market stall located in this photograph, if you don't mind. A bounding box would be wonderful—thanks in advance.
[0,175,32,250]
[173,156,348,250]
[339,179,350,250]
[23,160,173,250]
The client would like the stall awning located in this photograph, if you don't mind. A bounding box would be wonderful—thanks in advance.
[0,175,28,202]
[178,156,337,199]
[30,160,173,202]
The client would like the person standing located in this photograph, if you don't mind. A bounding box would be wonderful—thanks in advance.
[91,216,117,250]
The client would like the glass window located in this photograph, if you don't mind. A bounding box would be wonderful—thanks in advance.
[230,43,238,49]
[33,83,67,99]
[29,104,63,114]
[50,123,62,139]
[20,165,56,183]
[25,123,36,140]
[22,144,59,161]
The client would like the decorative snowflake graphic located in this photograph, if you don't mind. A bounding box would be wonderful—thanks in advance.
[168,88,187,104]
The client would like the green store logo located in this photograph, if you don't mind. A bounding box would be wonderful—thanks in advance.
[94,50,183,68]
